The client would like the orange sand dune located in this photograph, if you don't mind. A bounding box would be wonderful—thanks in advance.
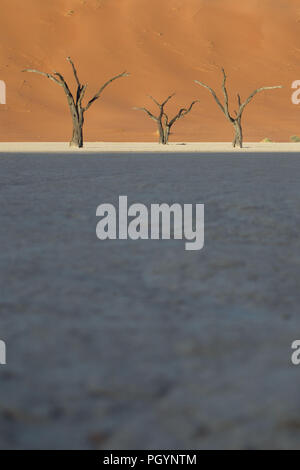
[1,0,300,142]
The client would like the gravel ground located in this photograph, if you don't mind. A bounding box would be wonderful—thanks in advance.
[1,152,300,450]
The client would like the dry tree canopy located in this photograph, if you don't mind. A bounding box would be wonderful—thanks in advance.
[195,68,282,148]
[23,57,129,147]
[134,94,199,144]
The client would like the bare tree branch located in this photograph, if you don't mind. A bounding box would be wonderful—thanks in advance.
[84,71,129,111]
[148,94,175,112]
[194,79,225,115]
[148,95,161,107]
[168,100,200,128]
[221,68,231,120]
[66,57,85,105]
[237,86,283,117]
[133,107,158,121]
[78,84,87,109]
[52,71,76,107]
[162,93,176,107]
[22,69,63,86]
[67,56,81,88]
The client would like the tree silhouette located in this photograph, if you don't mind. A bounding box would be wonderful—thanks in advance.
[195,68,282,148]
[23,57,129,148]
[134,94,199,144]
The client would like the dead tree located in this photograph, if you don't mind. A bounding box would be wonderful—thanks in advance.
[23,57,129,148]
[134,94,199,144]
[195,69,282,148]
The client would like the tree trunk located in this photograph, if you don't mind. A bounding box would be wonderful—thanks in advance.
[70,120,83,148]
[232,119,243,148]
[157,123,170,145]
[163,126,170,145]
[69,111,84,148]
[158,122,165,144]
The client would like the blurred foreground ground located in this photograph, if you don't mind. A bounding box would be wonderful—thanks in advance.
[1,152,300,449]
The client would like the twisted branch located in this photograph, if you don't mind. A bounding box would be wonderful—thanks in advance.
[23,59,129,115]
